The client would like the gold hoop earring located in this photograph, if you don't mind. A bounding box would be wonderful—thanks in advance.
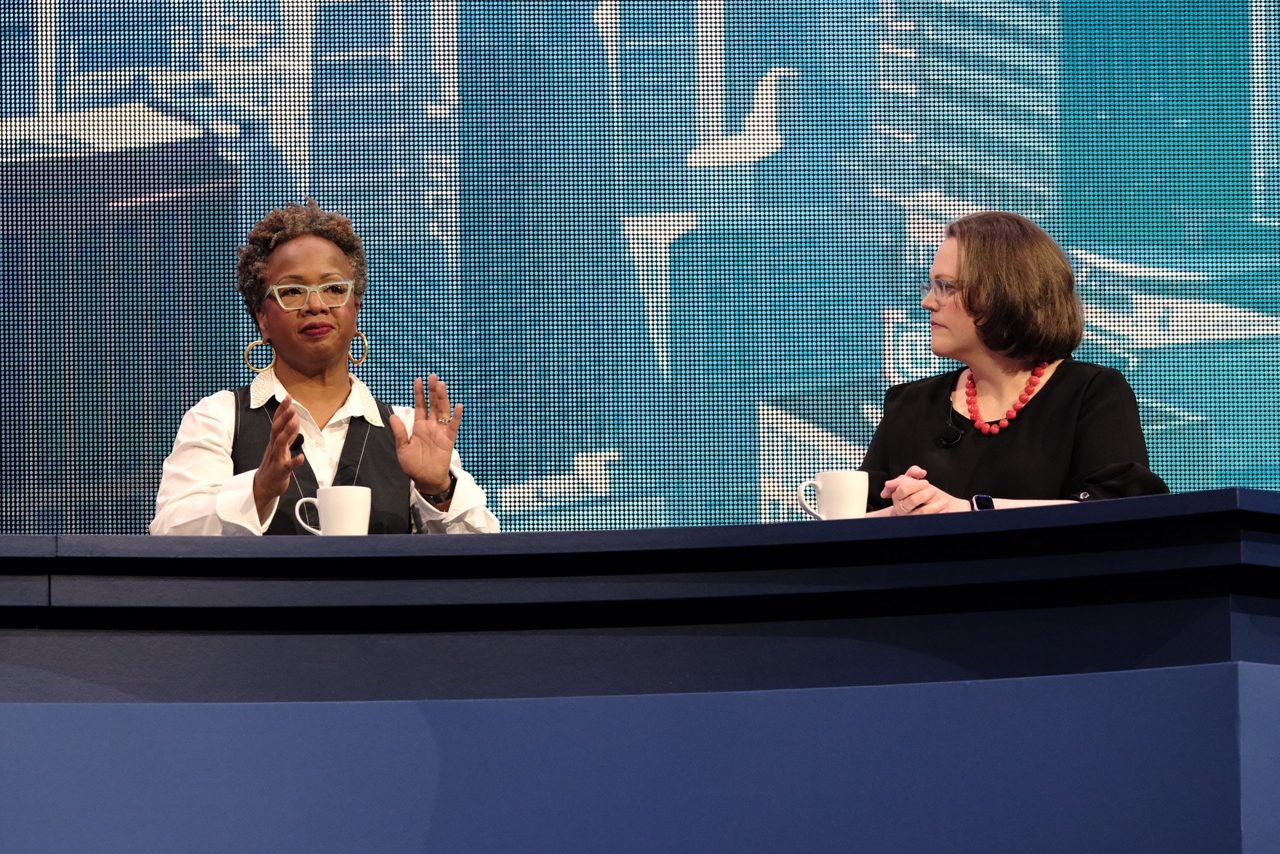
[349,330,369,366]
[244,339,275,374]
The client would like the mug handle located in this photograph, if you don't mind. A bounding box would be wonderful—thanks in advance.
[293,497,323,535]
[796,479,823,519]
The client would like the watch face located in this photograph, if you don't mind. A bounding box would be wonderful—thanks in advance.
[972,495,995,511]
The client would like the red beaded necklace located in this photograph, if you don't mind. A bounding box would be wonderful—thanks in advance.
[965,362,1049,435]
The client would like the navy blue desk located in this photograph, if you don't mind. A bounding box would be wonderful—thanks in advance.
[2,488,1279,852]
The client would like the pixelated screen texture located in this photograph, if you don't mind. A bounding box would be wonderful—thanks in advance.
[1,0,1277,534]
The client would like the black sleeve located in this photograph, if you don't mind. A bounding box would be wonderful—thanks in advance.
[859,384,903,511]
[1065,369,1169,500]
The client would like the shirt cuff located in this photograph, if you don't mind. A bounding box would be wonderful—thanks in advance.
[412,469,479,517]
[215,468,273,535]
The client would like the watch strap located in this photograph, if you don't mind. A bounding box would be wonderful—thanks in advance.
[422,471,458,505]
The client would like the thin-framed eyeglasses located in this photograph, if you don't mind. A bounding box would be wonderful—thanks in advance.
[920,277,960,302]
[267,280,354,311]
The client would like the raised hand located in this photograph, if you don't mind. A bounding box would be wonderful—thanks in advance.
[253,395,306,521]
[389,373,462,498]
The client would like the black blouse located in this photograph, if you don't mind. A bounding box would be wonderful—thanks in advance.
[859,358,1169,510]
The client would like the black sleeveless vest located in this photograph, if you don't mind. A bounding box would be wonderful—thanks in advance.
[230,386,412,534]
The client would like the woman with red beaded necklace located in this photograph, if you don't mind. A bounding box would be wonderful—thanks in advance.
[860,210,1168,516]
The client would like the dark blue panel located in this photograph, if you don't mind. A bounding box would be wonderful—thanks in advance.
[1238,662,1280,850]
[417,665,1243,852]
[0,664,1245,853]
[0,701,440,854]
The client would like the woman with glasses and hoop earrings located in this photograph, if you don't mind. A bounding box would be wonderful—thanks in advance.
[859,210,1167,517]
[151,198,499,535]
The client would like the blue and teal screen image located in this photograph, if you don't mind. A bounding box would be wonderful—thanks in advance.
[1,0,1277,533]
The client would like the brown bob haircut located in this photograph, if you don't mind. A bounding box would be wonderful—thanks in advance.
[236,198,369,325]
[947,210,1083,366]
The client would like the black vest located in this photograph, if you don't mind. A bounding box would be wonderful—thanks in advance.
[231,386,412,534]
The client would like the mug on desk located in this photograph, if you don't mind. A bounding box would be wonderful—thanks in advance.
[294,485,372,535]
[796,470,869,520]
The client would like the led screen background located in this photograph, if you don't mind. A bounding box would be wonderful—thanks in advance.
[1,0,1277,534]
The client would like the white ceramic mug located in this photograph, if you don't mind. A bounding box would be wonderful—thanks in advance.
[293,485,372,535]
[796,470,869,520]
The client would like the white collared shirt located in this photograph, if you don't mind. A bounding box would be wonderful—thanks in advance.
[149,368,500,535]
